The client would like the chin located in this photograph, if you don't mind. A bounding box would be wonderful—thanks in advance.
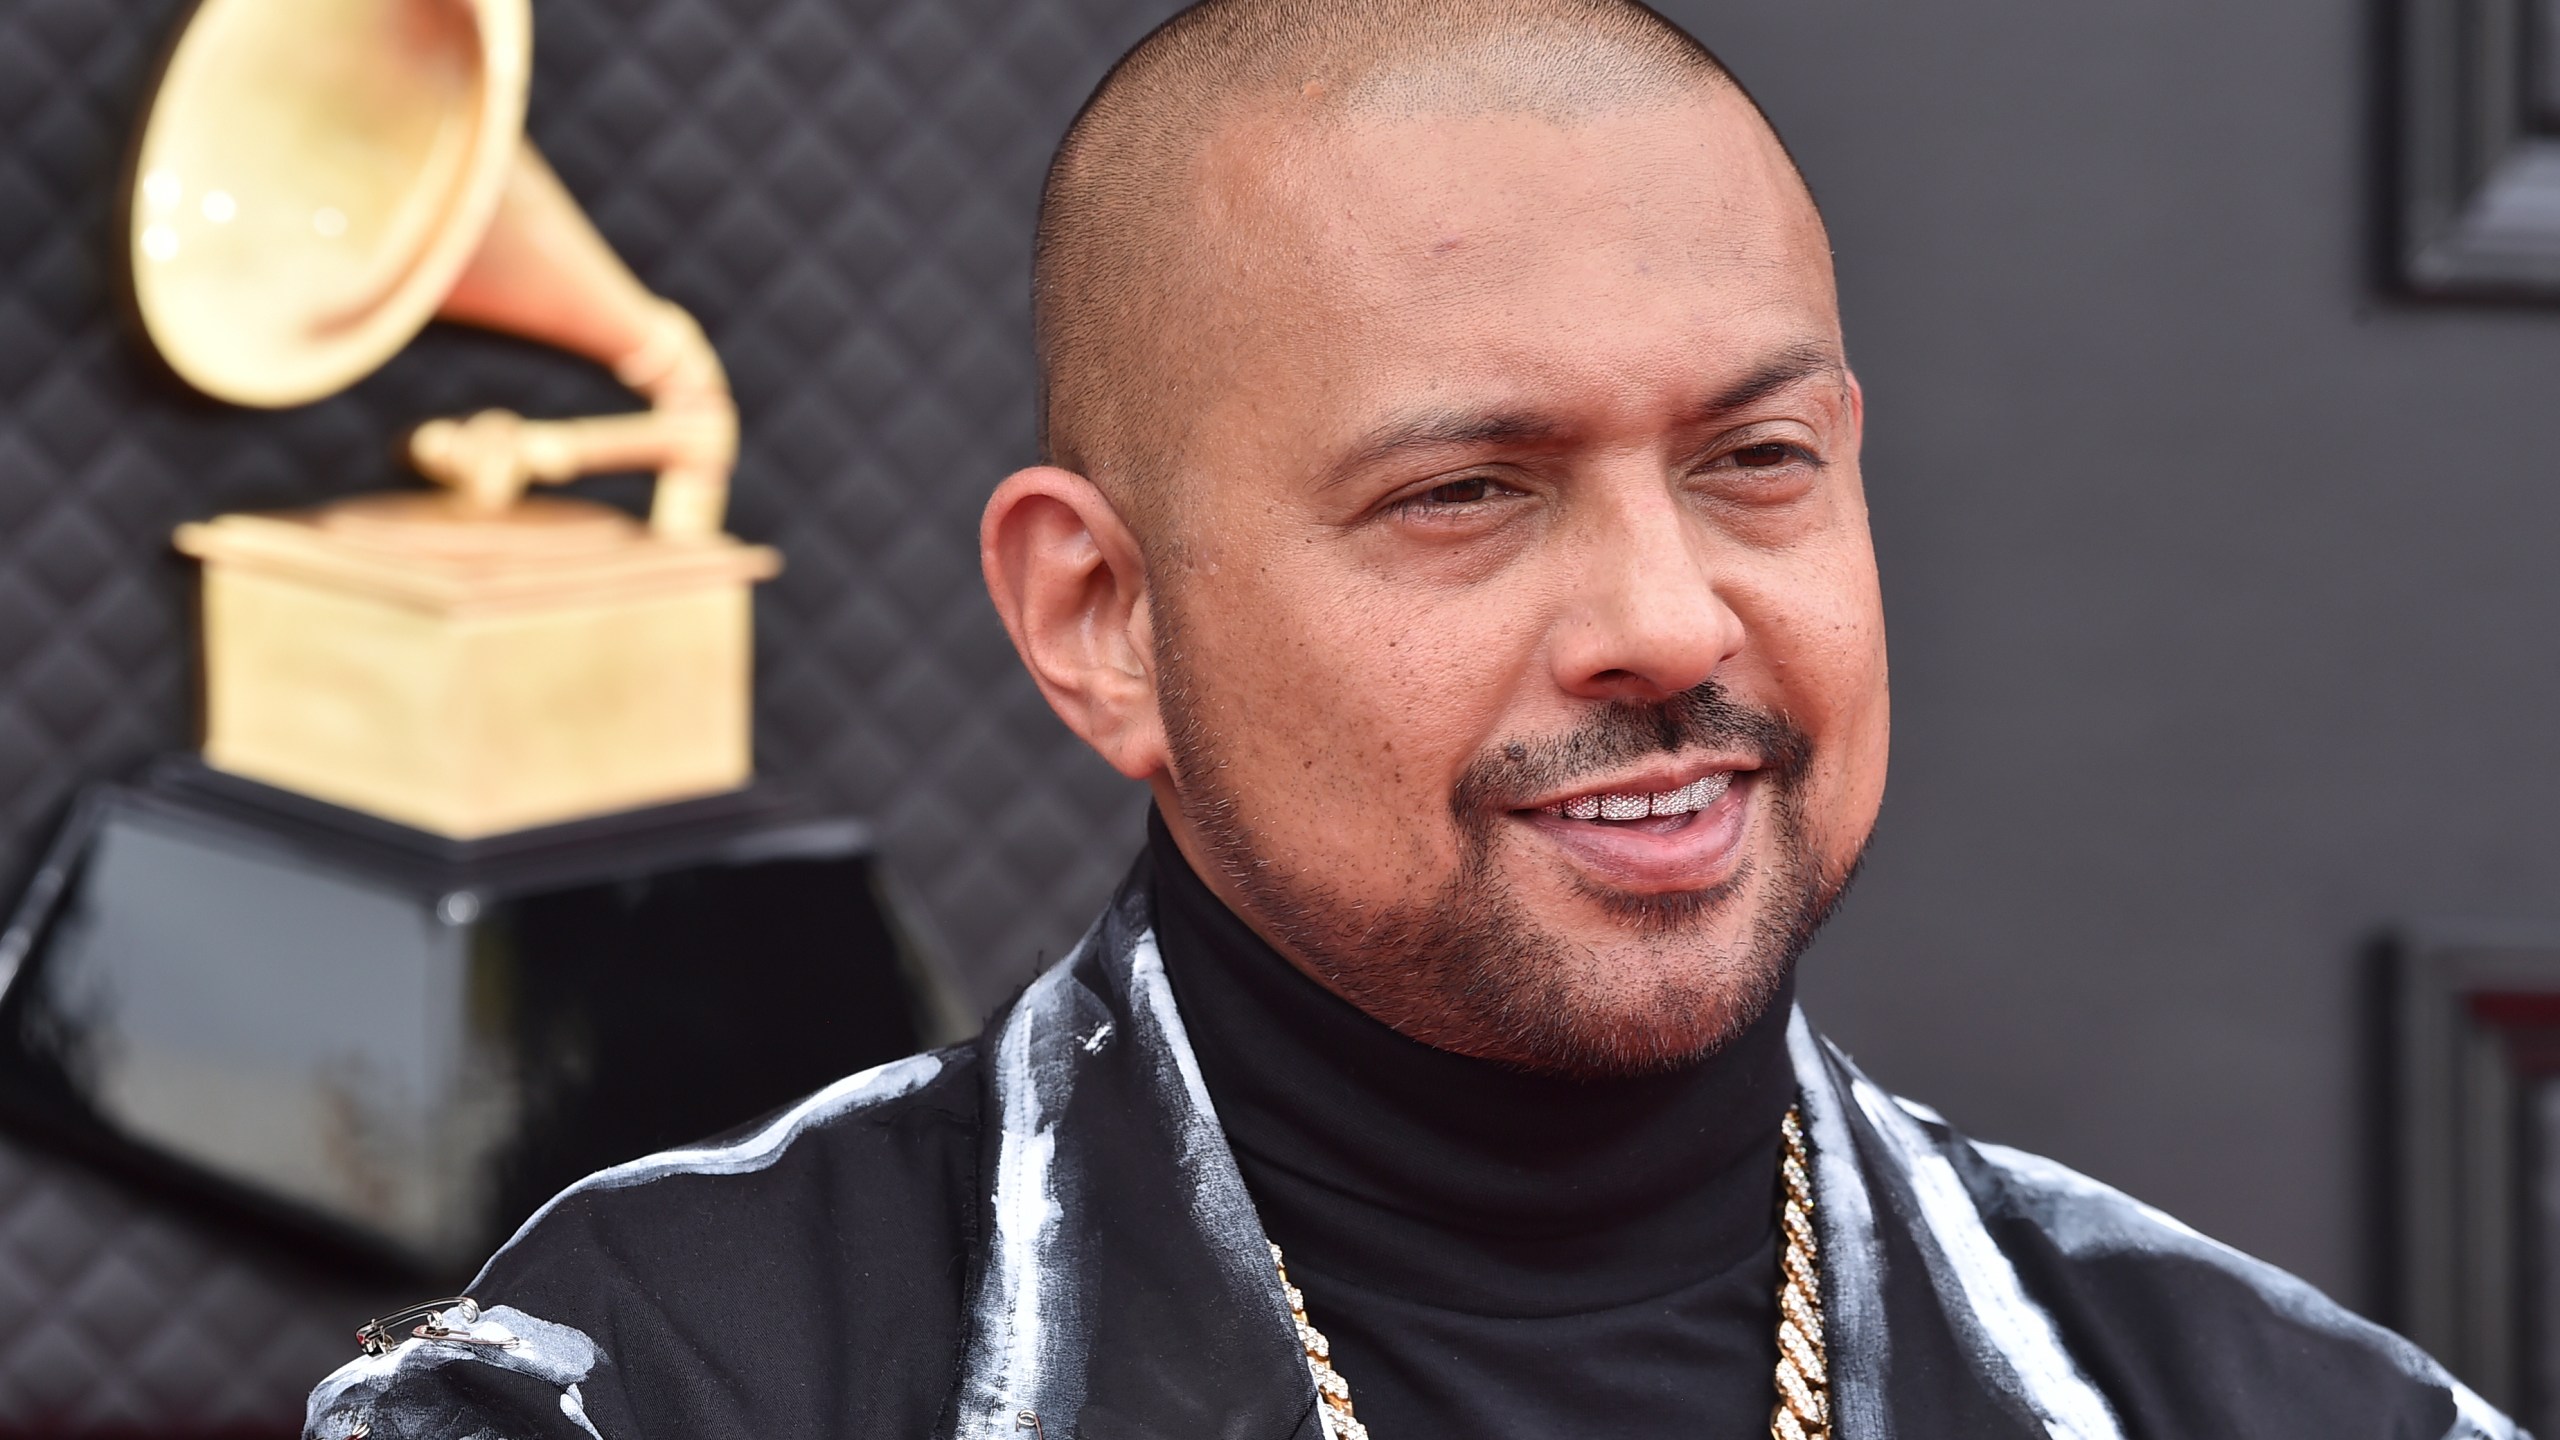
[1549,948,1785,1068]
[1395,909,1781,1078]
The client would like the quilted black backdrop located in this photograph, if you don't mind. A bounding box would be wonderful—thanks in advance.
[0,0,1185,1428]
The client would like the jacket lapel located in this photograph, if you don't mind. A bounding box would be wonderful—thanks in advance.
[1791,1012,2121,1440]
[941,875,1321,1440]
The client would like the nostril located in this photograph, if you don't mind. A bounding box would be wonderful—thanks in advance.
[1580,668,1686,701]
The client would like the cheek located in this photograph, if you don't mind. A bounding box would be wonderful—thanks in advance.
[1173,548,1532,849]
[1752,548,1890,847]
[1810,644,1891,852]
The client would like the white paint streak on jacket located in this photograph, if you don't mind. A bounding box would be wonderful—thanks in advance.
[1976,1144,2518,1440]
[1850,1075,2125,1440]
[305,1304,601,1440]
[958,935,1112,1438]
[1788,1013,1898,1440]
[472,1050,947,1285]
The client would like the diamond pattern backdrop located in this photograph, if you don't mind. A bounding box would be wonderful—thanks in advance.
[0,0,1188,1428]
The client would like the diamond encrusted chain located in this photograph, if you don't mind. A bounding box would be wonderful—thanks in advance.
[1272,1103,1828,1440]
[1272,1242,1370,1440]
[1770,1106,1830,1440]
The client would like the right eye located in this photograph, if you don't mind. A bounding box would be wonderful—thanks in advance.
[1421,477,1495,505]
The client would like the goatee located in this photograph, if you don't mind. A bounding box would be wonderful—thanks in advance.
[1158,661,1863,1078]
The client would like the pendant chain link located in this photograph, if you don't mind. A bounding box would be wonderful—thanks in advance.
[1272,1103,1827,1440]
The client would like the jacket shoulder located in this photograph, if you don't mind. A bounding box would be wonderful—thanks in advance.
[307,1045,985,1440]
[1947,1116,2516,1440]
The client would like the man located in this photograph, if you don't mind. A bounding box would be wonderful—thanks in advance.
[305,3,2519,1438]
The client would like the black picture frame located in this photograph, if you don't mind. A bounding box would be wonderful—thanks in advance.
[2393,0,2560,296]
[2389,928,2560,1430]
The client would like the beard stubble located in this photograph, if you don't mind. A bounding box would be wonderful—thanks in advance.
[1155,620,1863,1078]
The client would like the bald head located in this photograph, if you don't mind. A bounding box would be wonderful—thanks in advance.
[989,0,1877,1076]
[1032,0,1814,526]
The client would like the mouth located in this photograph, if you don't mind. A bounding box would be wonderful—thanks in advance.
[1507,762,1756,893]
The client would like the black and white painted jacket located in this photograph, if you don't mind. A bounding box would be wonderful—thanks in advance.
[305,871,2522,1440]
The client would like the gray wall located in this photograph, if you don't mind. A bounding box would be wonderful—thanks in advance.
[1,5,2555,1417]
[1692,2,2560,1309]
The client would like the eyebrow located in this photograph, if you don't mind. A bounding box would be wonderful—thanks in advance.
[1318,342,1848,489]
[1695,343,1846,418]
[1317,411,1566,488]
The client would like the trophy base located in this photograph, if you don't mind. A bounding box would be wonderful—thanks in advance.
[0,758,967,1280]
[175,494,781,838]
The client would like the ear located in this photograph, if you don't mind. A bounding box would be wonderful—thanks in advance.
[981,465,1169,781]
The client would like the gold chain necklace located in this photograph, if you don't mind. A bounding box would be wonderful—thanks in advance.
[1271,1105,1830,1440]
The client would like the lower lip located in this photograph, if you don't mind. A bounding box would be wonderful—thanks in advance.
[1509,775,1755,894]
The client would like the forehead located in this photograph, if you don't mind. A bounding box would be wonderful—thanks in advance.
[1177,90,1839,447]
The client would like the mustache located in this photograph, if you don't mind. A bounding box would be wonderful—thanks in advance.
[1452,680,1814,819]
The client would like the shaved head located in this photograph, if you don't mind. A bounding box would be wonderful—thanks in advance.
[1033,0,1812,536]
[988,0,1877,1077]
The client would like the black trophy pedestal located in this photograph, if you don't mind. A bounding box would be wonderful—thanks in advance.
[0,758,965,1282]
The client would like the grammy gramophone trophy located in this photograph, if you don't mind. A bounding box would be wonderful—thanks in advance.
[0,0,957,1280]
[136,0,777,838]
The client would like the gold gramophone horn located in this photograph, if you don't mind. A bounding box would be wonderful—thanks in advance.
[125,0,734,539]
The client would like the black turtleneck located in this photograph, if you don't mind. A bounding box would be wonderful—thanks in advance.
[1147,812,1796,1439]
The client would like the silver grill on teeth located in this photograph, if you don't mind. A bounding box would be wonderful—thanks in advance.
[1546,771,1732,821]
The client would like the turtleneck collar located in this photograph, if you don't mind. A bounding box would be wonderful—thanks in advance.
[1146,809,1796,1319]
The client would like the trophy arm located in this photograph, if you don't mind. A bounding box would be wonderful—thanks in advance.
[409,404,738,523]
[416,144,738,539]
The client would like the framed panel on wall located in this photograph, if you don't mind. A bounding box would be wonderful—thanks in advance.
[2393,0,2560,296]
[2391,929,2560,1433]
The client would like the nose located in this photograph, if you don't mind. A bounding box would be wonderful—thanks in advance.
[1549,477,1744,704]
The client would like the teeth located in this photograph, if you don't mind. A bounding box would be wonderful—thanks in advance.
[1545,772,1733,821]
[1653,773,1731,816]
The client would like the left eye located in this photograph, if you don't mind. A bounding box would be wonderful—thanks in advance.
[1731,443,1797,468]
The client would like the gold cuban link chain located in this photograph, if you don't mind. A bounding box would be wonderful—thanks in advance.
[1272,1104,1829,1440]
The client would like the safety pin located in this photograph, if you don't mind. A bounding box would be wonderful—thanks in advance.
[356,1297,513,1356]
[1015,1410,1046,1440]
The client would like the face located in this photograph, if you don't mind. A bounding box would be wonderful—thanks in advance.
[997,87,1890,1076]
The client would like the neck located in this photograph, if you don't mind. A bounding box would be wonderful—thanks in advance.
[1146,810,1797,1317]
